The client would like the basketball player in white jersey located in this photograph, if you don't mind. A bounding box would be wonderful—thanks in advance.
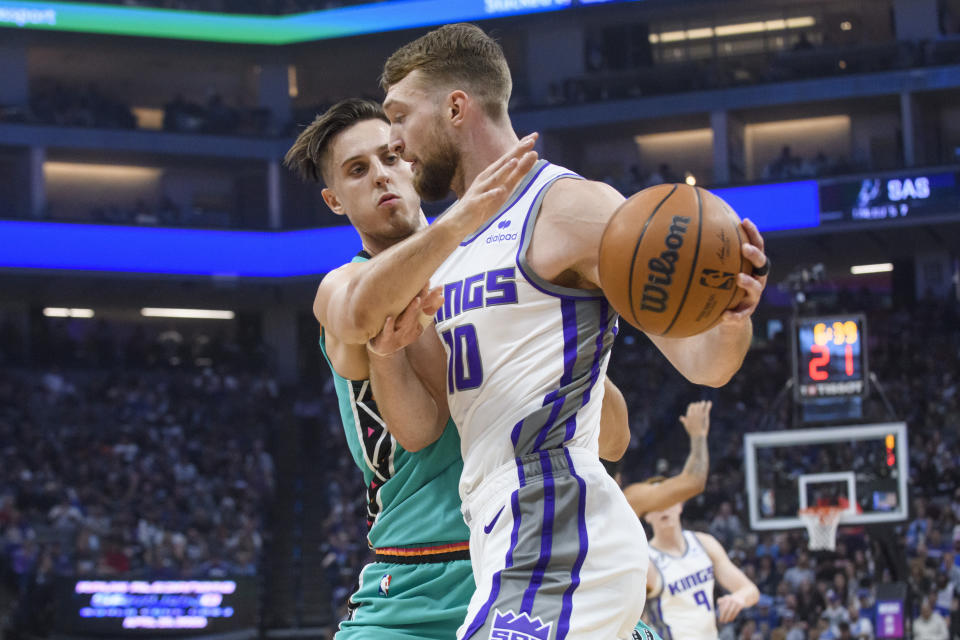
[644,499,759,640]
[329,22,768,640]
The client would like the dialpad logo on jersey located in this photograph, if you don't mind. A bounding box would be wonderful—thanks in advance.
[489,610,553,640]
[486,218,518,244]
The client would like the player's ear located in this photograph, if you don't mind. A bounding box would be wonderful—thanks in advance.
[321,187,346,217]
[447,90,468,127]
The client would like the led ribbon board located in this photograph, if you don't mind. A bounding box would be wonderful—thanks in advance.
[0,0,641,44]
[0,181,819,277]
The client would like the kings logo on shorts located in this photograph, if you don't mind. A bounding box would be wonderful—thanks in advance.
[489,610,553,640]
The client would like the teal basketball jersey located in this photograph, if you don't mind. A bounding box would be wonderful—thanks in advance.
[319,252,469,550]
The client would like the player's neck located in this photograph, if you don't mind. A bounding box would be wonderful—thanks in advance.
[452,117,521,199]
[359,214,429,256]
[651,526,685,553]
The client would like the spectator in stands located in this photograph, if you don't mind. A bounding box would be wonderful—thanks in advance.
[847,599,874,639]
[914,596,950,640]
[711,501,746,547]
[823,592,850,632]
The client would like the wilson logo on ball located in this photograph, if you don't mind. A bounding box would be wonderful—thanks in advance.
[640,215,690,313]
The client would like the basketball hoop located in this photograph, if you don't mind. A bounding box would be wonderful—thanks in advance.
[798,506,846,551]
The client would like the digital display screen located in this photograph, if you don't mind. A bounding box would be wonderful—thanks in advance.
[54,578,257,636]
[793,315,868,399]
[876,600,905,639]
[0,0,643,44]
[819,171,960,225]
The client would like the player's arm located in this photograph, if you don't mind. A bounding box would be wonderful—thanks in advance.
[313,136,538,346]
[622,400,711,516]
[695,532,759,623]
[365,291,450,452]
[598,376,630,461]
[645,219,767,387]
[529,180,768,388]
[646,558,662,597]
[313,265,372,380]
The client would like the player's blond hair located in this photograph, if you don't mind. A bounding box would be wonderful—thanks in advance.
[381,23,512,122]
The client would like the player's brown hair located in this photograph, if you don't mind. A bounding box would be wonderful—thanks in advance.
[284,98,388,184]
[381,23,512,122]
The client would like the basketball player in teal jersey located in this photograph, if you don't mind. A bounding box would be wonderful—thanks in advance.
[284,98,640,639]
[359,24,769,639]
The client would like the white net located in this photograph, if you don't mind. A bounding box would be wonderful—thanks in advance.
[798,507,845,551]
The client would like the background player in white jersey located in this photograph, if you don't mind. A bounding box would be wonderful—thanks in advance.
[356,22,770,640]
[644,497,760,640]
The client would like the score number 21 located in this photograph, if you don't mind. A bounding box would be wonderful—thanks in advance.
[809,321,858,381]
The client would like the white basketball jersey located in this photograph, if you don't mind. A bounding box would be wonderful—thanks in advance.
[430,160,618,502]
[647,530,718,640]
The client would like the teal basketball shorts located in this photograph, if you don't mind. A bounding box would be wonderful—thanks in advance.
[336,556,475,640]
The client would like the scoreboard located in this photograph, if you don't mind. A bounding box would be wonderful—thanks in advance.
[793,314,869,400]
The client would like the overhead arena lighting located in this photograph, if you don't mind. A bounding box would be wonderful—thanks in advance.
[140,308,235,320]
[850,263,894,275]
[650,16,815,44]
[43,307,95,318]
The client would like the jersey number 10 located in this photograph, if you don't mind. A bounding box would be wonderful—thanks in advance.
[440,325,484,392]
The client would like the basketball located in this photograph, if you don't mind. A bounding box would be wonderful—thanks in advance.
[599,183,752,338]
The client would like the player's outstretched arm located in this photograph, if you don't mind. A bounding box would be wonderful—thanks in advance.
[529,180,767,387]
[366,289,450,452]
[622,400,711,516]
[647,219,768,387]
[313,135,538,347]
[696,532,759,624]
[598,376,630,462]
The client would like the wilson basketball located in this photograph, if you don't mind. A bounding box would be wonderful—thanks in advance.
[599,183,751,338]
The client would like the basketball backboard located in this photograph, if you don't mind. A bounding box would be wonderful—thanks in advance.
[744,423,908,531]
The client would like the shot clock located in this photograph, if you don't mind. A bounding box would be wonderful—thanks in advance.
[793,314,869,399]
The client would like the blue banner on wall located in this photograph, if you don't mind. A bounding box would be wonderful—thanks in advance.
[0,179,821,278]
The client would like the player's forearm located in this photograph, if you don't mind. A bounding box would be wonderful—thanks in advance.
[679,435,709,490]
[732,582,760,607]
[367,349,444,452]
[698,317,752,386]
[348,211,479,341]
[656,317,751,387]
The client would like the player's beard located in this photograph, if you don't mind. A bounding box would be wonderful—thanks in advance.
[413,133,459,202]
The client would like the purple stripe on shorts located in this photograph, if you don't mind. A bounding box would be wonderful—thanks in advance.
[557,449,589,640]
[520,451,555,614]
[461,464,525,640]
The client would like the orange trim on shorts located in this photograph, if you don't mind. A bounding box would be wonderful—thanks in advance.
[374,541,470,557]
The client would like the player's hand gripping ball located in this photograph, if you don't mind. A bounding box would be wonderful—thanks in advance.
[599,184,752,338]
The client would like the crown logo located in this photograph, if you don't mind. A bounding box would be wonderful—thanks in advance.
[490,610,553,640]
